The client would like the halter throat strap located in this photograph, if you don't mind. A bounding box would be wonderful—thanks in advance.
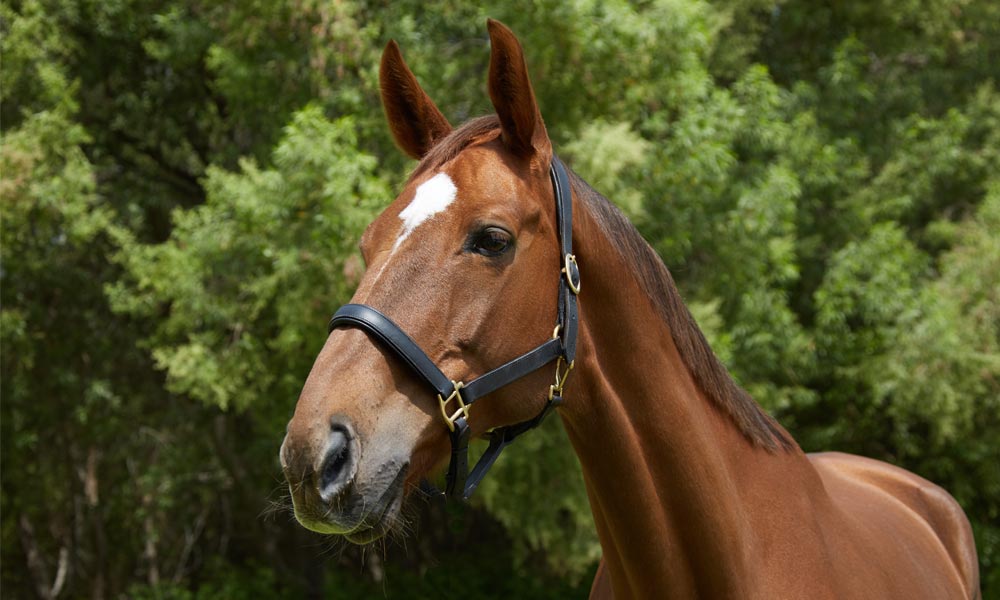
[328,156,579,499]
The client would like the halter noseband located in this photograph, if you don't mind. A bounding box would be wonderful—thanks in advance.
[328,156,580,500]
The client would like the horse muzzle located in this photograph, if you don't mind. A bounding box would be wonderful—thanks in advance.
[280,417,408,543]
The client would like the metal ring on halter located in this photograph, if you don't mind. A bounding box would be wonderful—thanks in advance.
[549,357,575,400]
[563,254,581,295]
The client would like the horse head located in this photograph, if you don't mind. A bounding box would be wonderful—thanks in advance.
[280,21,571,543]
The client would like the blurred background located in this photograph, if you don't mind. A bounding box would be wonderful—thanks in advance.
[2,0,998,597]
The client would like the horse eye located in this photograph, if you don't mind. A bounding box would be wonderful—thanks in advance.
[471,227,513,256]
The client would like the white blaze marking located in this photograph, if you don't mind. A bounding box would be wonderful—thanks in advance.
[367,173,458,287]
[393,173,457,250]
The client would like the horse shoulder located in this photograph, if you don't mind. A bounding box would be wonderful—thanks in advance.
[807,451,979,599]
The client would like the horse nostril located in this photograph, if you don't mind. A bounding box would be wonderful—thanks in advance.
[279,434,290,471]
[318,425,353,502]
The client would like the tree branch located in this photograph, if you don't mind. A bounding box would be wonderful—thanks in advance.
[17,515,69,600]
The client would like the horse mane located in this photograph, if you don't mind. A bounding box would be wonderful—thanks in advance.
[568,172,794,451]
[414,117,794,451]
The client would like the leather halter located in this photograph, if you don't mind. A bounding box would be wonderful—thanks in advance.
[328,156,580,499]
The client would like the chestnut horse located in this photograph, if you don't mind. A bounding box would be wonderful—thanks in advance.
[280,20,980,599]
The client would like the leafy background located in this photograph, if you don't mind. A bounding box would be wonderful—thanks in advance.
[2,0,998,597]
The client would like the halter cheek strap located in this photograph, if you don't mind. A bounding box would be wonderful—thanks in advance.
[328,156,579,500]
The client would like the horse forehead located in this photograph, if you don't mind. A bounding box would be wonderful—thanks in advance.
[449,145,536,197]
[392,162,521,238]
[362,148,536,252]
[362,171,458,252]
[394,172,459,247]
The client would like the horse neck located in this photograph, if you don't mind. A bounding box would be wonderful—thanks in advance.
[560,192,822,598]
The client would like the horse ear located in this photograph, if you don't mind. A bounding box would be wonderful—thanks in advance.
[380,40,452,160]
[486,19,552,162]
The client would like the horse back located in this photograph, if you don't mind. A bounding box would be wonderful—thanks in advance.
[809,451,979,599]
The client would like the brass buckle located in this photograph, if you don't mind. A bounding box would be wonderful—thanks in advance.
[549,356,575,400]
[438,381,468,432]
[562,254,581,295]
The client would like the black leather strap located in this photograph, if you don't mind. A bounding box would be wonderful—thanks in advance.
[329,304,454,399]
[437,392,565,499]
[446,417,471,497]
[460,393,564,498]
[328,304,565,501]
[551,156,578,363]
[461,337,562,402]
[552,156,573,260]
[329,304,563,407]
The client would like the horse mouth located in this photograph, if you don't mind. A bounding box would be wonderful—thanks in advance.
[343,487,404,544]
[341,465,407,543]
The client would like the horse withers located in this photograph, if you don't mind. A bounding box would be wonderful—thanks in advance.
[280,20,980,599]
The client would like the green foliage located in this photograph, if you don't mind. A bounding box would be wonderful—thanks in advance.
[4,0,1000,596]
[880,188,1000,448]
[127,561,301,600]
[320,544,593,600]
[563,120,650,218]
[110,106,383,412]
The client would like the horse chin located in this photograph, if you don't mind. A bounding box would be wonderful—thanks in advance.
[343,491,404,544]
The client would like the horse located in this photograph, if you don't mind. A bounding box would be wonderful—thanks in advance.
[280,20,980,599]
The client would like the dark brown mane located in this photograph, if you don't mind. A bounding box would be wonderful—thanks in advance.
[415,118,793,451]
[568,170,794,451]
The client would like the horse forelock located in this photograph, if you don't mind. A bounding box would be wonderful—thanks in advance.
[411,115,503,178]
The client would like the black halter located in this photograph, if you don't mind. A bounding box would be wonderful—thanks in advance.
[328,156,580,500]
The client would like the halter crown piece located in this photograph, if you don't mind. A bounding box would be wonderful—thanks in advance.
[328,156,580,499]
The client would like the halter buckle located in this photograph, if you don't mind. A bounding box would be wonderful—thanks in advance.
[549,356,575,400]
[438,380,469,432]
[562,254,581,295]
